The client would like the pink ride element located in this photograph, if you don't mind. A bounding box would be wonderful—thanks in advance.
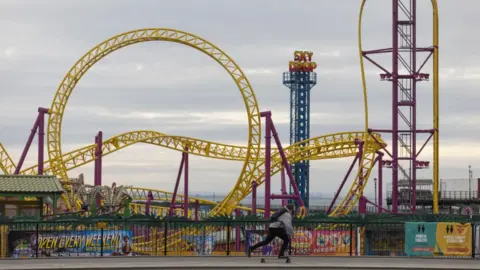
[94,131,103,208]
[14,107,49,175]
[327,140,362,215]
[251,181,257,215]
[260,111,305,218]
[145,191,153,215]
[281,169,287,207]
[363,0,436,213]
[169,148,189,219]
[235,209,241,251]
[327,139,386,215]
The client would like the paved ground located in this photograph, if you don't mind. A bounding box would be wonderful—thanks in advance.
[1,256,480,270]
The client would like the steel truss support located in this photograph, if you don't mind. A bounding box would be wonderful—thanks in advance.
[169,148,189,219]
[327,142,361,215]
[261,111,305,218]
[362,0,435,213]
[14,107,49,175]
[327,139,385,215]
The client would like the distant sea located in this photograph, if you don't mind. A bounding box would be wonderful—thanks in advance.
[188,192,387,208]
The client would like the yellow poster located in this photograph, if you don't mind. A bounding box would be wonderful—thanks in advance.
[435,222,471,256]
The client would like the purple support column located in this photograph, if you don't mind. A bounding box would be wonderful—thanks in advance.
[378,152,384,213]
[260,111,272,218]
[327,154,359,214]
[411,0,418,213]
[94,131,103,186]
[281,168,287,206]
[251,181,257,215]
[94,135,98,185]
[184,148,189,219]
[14,115,40,174]
[98,131,102,186]
[477,178,480,199]
[194,200,199,221]
[37,108,48,175]
[235,209,241,251]
[145,191,153,215]
[268,116,305,208]
[355,139,364,211]
[170,152,185,215]
[391,0,400,214]
[359,196,367,215]
[94,132,103,208]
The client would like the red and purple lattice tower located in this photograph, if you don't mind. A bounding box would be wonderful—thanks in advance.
[362,0,438,213]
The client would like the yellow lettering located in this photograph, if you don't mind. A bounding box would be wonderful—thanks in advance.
[58,237,65,249]
[306,51,313,62]
[294,51,302,61]
[39,237,47,249]
[86,235,93,247]
[51,237,58,249]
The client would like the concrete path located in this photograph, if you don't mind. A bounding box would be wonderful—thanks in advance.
[1,256,480,270]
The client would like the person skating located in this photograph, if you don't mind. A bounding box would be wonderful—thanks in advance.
[248,204,295,259]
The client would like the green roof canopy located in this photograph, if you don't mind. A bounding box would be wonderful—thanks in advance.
[0,175,65,196]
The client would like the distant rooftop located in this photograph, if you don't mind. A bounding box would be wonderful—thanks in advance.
[0,175,65,194]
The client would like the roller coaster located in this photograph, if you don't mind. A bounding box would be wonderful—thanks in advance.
[0,0,440,255]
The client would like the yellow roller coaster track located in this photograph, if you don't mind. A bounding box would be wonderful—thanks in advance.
[357,0,439,213]
[45,28,262,211]
[1,129,384,215]
[132,131,384,252]
[0,26,394,253]
[0,143,16,175]
[0,130,384,253]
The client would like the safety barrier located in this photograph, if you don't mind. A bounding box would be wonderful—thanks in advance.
[2,217,480,259]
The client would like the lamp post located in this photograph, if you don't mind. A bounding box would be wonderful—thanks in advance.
[374,178,377,205]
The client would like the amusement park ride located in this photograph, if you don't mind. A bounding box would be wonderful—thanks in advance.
[0,0,441,252]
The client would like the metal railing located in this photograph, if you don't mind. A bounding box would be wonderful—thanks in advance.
[1,218,479,259]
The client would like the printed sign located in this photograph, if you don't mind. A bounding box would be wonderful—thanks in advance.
[8,230,133,258]
[405,222,437,256]
[435,222,471,256]
[245,229,355,256]
[405,222,472,257]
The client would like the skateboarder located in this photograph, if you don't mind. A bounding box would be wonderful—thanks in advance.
[248,204,295,258]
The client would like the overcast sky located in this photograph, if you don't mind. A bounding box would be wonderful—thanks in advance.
[0,0,479,203]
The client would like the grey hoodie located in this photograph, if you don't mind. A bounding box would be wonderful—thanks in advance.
[269,206,294,237]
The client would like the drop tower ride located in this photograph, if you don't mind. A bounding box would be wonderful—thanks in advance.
[283,51,317,208]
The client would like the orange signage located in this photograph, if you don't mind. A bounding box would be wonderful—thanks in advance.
[289,50,317,72]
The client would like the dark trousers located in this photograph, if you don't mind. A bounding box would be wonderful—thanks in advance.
[250,227,290,257]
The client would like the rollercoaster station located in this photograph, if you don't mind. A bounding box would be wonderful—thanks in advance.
[0,0,440,255]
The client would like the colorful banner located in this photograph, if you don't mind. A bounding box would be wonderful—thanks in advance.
[310,230,355,256]
[192,235,215,256]
[435,222,471,256]
[245,229,355,256]
[246,230,279,256]
[8,230,133,258]
[405,222,472,257]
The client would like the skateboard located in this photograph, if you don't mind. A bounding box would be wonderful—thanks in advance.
[260,257,291,263]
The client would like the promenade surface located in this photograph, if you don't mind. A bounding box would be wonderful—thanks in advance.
[1,256,480,270]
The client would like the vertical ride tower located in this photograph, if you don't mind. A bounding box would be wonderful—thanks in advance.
[362,0,438,213]
[283,51,317,208]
